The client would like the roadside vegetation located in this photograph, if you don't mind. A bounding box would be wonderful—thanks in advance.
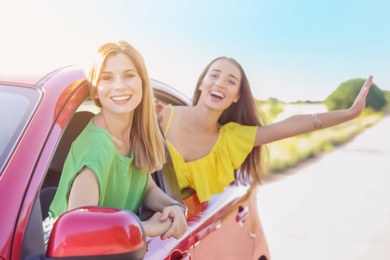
[258,78,390,177]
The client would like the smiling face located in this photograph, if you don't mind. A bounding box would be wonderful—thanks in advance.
[95,52,143,115]
[198,58,241,110]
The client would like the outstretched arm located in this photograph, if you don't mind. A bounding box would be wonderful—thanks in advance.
[254,75,373,146]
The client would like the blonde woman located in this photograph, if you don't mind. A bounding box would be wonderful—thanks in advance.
[45,41,188,245]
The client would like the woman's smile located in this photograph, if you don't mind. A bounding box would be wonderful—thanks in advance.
[111,94,132,102]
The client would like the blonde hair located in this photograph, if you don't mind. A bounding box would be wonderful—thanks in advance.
[85,40,166,172]
[193,57,266,186]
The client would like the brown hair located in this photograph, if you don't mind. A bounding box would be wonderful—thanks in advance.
[85,40,166,172]
[193,56,266,185]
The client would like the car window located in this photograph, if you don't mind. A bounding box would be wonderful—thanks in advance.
[76,98,101,114]
[0,85,40,174]
[151,79,192,106]
[43,99,96,190]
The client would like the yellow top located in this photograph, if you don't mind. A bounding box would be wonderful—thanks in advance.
[164,105,257,202]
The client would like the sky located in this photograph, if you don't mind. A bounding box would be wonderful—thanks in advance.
[1,0,389,102]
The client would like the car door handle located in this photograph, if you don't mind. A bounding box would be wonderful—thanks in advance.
[236,205,248,226]
[180,252,191,260]
[170,250,191,260]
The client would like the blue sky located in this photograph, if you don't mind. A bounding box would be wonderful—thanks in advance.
[1,0,389,101]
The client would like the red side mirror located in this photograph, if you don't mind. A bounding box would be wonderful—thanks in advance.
[46,206,146,259]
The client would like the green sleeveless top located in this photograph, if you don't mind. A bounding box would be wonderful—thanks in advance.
[49,119,149,219]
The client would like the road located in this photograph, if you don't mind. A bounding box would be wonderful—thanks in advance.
[257,115,390,260]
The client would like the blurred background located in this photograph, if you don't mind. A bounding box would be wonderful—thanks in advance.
[1,0,389,102]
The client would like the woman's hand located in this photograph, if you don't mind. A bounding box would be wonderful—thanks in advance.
[349,75,373,117]
[142,177,188,239]
[159,205,188,240]
[142,212,172,237]
[154,99,166,124]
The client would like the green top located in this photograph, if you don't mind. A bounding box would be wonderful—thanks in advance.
[50,119,149,219]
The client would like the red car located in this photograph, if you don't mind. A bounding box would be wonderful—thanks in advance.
[0,65,270,260]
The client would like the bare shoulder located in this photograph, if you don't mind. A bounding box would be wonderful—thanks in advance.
[171,106,193,121]
[172,105,191,113]
[159,104,188,130]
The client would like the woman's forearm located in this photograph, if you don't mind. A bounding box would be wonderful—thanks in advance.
[256,108,356,145]
[316,108,356,129]
[143,183,175,212]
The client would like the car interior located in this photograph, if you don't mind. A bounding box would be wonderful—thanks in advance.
[40,111,94,219]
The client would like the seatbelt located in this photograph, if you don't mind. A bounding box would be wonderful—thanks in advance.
[161,152,182,202]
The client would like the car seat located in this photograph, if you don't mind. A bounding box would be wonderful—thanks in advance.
[40,111,94,219]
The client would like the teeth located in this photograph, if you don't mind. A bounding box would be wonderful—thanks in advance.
[112,95,131,101]
[210,91,225,98]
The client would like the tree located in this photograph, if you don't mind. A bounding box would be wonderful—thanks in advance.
[384,90,390,110]
[256,98,285,123]
[325,78,387,111]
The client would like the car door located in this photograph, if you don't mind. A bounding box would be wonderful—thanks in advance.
[186,184,270,260]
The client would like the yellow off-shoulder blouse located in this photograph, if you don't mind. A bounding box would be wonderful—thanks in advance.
[164,105,257,203]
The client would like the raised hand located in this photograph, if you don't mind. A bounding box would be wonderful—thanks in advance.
[349,75,373,117]
[154,99,165,124]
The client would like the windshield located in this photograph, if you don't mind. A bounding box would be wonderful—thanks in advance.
[0,85,40,174]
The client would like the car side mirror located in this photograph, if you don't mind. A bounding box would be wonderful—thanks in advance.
[46,206,146,260]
